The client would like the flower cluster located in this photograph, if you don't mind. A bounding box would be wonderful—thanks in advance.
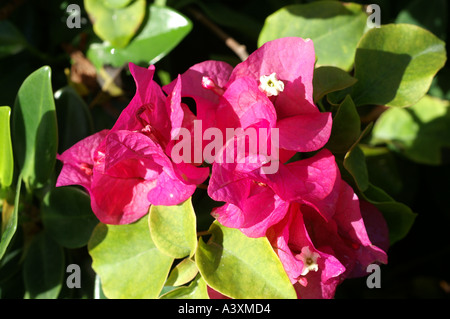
[57,37,388,298]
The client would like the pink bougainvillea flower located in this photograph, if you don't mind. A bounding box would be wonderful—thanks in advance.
[56,63,209,224]
[209,138,389,297]
[267,179,389,299]
[56,129,108,192]
[163,37,332,162]
[208,148,339,238]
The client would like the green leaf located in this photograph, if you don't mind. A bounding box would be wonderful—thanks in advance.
[41,186,99,249]
[104,0,133,9]
[87,5,192,69]
[361,146,405,198]
[351,24,447,107]
[343,145,369,193]
[54,86,94,153]
[84,0,146,48]
[325,95,361,154]
[149,198,197,259]
[23,232,64,299]
[361,183,416,245]
[342,123,373,192]
[195,221,296,299]
[258,1,368,71]
[0,20,27,59]
[313,66,358,103]
[0,175,22,261]
[165,258,198,287]
[160,274,208,299]
[12,66,58,191]
[0,106,13,191]
[94,275,108,299]
[88,216,173,299]
[371,95,450,165]
[395,0,447,41]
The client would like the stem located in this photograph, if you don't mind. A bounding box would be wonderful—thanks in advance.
[197,230,210,237]
[317,100,326,112]
[186,6,249,62]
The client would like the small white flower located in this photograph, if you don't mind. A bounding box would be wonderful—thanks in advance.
[259,73,285,97]
[298,246,320,276]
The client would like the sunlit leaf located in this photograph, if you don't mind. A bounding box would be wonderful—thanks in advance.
[196,221,296,299]
[258,1,368,71]
[351,24,447,107]
[84,0,146,48]
[149,198,197,259]
[87,5,192,69]
[88,216,173,299]
[12,66,58,191]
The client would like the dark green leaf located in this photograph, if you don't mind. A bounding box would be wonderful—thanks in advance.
[325,95,361,154]
[313,66,357,103]
[54,86,94,153]
[0,20,27,59]
[361,146,404,198]
[341,123,373,192]
[41,186,99,249]
[343,145,369,192]
[361,183,416,245]
[23,232,65,299]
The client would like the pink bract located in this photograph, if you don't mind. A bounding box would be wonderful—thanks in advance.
[163,37,332,156]
[56,63,209,225]
[268,180,389,299]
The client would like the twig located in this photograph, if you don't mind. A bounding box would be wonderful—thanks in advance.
[187,6,249,62]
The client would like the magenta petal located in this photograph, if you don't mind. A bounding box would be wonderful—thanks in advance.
[104,130,168,175]
[333,182,388,277]
[212,192,290,238]
[277,112,332,152]
[105,130,201,207]
[260,149,339,220]
[212,203,246,231]
[56,130,109,189]
[111,63,170,142]
[146,169,197,206]
[163,60,234,130]
[228,37,318,118]
[166,74,185,140]
[90,173,154,225]
[221,76,277,130]
[173,162,210,186]
[269,212,303,284]
[360,200,390,254]
[208,160,253,210]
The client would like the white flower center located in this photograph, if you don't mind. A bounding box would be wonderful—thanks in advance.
[259,73,284,97]
[298,246,320,276]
